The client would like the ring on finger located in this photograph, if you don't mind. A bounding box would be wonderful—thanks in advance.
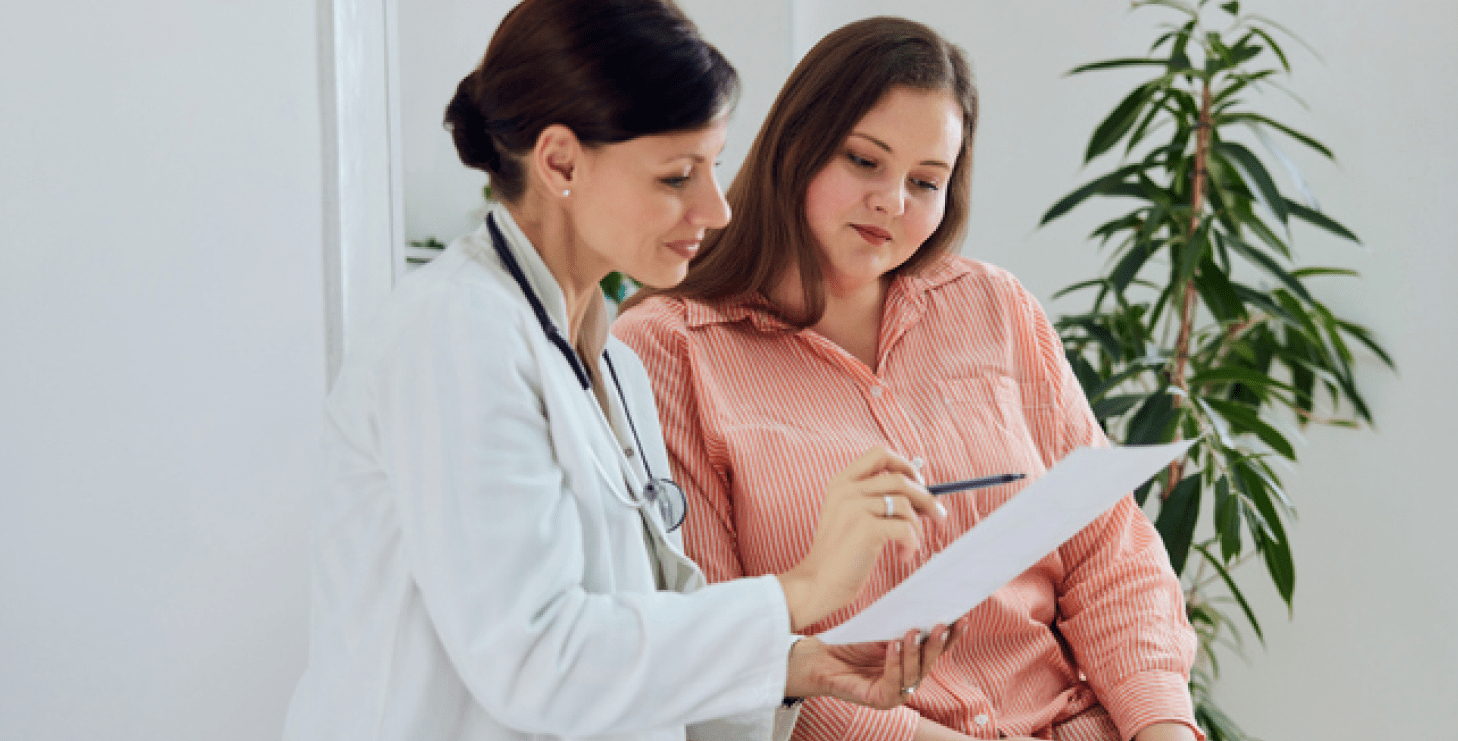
[900,684,917,695]
[883,495,894,518]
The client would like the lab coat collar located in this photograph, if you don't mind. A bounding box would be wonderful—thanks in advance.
[476,202,612,354]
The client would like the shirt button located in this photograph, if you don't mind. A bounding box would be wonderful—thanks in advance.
[974,714,989,726]
[870,385,884,399]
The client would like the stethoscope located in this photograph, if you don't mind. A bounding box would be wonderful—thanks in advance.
[486,214,687,531]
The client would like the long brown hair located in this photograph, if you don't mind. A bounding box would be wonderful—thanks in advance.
[626,16,977,324]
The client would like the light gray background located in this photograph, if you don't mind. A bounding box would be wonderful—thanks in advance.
[2,1,1453,739]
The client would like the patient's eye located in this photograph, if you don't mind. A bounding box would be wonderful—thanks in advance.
[847,151,876,169]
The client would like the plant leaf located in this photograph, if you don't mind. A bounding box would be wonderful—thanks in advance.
[1223,112,1334,159]
[1041,164,1146,225]
[1202,397,1297,460]
[1224,233,1314,303]
[1195,543,1265,644]
[1068,57,1170,76]
[1336,319,1397,370]
[1250,26,1291,72]
[1154,474,1202,575]
[1190,365,1297,397]
[1285,198,1361,242]
[1193,255,1246,323]
[1087,83,1157,162]
[1094,393,1148,420]
[1126,390,1182,444]
[1235,461,1296,608]
[1216,141,1289,224]
[1214,475,1242,561]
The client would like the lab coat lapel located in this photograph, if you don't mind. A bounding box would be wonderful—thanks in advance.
[596,347,706,594]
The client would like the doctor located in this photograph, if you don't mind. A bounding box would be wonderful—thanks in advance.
[282,1,955,740]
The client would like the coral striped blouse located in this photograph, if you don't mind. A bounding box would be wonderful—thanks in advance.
[613,255,1199,741]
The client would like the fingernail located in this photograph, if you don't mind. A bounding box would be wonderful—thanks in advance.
[935,502,947,519]
[942,628,952,642]
[894,641,902,653]
[916,631,926,645]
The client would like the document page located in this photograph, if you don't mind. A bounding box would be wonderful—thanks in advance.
[819,440,1196,645]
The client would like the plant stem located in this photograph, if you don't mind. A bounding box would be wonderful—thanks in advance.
[1167,83,1214,494]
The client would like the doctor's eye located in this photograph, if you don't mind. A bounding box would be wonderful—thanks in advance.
[659,173,692,189]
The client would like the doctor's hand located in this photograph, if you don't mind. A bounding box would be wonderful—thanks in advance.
[784,620,963,709]
[776,447,945,632]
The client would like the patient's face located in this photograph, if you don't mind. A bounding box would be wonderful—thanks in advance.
[803,86,962,295]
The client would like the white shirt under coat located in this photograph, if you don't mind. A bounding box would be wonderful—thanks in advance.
[283,204,800,741]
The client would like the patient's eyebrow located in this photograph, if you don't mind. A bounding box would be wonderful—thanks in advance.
[850,132,952,170]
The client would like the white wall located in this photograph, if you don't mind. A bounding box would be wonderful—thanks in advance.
[0,2,325,740]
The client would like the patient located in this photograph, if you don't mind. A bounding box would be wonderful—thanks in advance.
[616,16,1201,741]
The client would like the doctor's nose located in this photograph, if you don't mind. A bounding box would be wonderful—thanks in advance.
[690,174,732,229]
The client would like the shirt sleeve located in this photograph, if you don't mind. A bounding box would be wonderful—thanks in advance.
[1012,281,1203,741]
[790,700,919,741]
[372,287,791,736]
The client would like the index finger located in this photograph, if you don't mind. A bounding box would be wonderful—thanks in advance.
[842,446,920,484]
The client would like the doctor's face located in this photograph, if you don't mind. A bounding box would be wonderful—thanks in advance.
[803,87,963,295]
[570,122,731,289]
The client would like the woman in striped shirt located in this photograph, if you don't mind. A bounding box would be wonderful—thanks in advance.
[615,16,1200,741]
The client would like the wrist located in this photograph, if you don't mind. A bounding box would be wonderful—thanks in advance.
[775,568,820,632]
[1133,722,1199,741]
[783,635,826,699]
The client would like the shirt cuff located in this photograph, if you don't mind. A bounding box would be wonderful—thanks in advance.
[794,698,918,741]
[1100,670,1204,741]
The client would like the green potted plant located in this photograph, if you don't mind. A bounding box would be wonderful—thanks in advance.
[1041,2,1393,738]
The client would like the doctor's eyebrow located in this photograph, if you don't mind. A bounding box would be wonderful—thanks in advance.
[849,132,952,170]
[660,152,718,165]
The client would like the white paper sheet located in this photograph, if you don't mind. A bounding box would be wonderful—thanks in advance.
[818,440,1196,645]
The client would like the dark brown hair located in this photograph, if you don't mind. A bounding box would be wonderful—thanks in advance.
[444,0,739,203]
[628,16,977,324]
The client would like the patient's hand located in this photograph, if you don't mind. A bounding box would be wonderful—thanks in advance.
[785,619,963,709]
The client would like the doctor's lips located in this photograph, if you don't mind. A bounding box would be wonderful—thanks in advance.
[851,223,893,245]
[664,238,701,260]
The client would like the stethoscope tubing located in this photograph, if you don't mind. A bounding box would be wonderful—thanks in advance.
[485,214,674,523]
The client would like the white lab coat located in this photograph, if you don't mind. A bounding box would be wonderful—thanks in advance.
[283,204,800,741]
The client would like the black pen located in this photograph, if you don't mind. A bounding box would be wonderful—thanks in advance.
[927,473,1026,496]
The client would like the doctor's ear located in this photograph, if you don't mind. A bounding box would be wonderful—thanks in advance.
[532,124,580,198]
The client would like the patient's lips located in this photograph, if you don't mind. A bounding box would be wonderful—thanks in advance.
[852,223,893,245]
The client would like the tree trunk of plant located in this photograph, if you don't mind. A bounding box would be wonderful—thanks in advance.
[1166,84,1213,494]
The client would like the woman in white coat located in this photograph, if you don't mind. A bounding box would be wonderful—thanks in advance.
[282,2,956,740]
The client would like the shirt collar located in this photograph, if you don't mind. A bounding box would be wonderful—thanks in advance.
[682,253,974,331]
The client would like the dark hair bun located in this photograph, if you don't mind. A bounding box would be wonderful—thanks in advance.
[442,0,738,203]
[444,78,500,173]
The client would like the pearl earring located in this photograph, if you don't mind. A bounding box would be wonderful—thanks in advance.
[562,189,571,197]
